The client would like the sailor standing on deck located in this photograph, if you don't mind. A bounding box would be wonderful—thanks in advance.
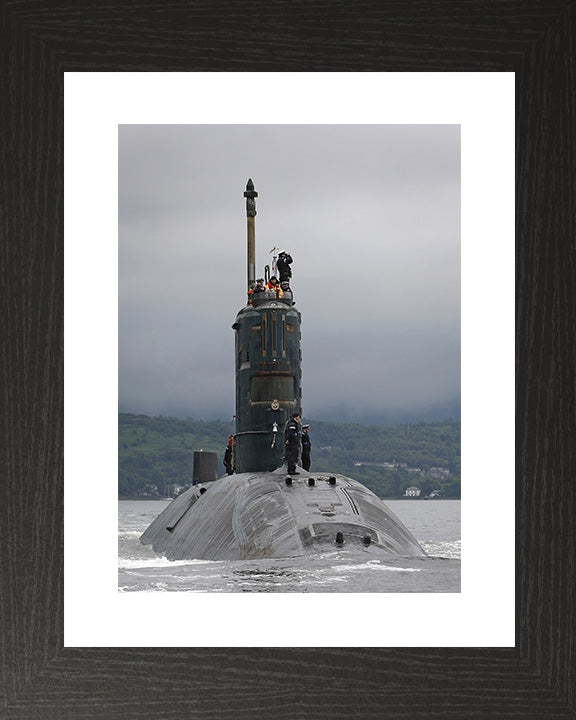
[223,435,234,475]
[284,412,302,475]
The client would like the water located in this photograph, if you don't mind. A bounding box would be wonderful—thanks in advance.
[118,499,460,593]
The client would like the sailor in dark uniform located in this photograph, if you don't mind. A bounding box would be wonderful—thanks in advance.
[253,278,266,293]
[223,434,234,475]
[301,424,311,471]
[284,412,301,475]
[276,252,293,283]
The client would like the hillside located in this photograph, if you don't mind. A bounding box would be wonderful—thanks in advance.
[119,413,460,499]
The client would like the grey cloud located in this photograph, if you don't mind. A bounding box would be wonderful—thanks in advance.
[119,124,460,424]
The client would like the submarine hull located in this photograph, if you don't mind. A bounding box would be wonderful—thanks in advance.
[140,468,425,561]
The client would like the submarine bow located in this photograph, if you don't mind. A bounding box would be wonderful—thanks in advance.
[140,468,424,560]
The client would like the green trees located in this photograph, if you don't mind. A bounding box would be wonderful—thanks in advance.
[118,414,233,497]
[118,414,461,499]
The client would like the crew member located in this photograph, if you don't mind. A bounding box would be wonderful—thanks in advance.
[301,424,311,471]
[279,280,293,303]
[277,252,293,282]
[223,435,234,475]
[248,278,266,304]
[284,412,301,475]
[267,276,283,297]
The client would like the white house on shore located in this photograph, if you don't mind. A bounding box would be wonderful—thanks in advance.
[405,486,421,497]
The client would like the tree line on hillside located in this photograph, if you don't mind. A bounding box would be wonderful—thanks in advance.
[118,413,460,499]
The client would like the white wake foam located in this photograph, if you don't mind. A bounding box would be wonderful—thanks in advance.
[118,557,213,569]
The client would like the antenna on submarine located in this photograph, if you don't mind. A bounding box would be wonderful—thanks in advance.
[269,246,280,276]
[243,178,258,292]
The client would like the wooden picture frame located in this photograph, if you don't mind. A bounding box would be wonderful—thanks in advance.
[2,2,574,717]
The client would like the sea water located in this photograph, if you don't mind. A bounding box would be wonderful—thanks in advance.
[118,499,460,593]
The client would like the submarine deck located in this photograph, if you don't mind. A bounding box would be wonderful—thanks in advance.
[140,467,425,561]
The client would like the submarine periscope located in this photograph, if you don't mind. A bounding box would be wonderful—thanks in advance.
[140,179,425,561]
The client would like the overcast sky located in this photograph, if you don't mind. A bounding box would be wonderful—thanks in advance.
[119,124,460,425]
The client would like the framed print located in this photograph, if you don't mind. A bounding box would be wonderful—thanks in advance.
[66,73,510,648]
[2,2,575,718]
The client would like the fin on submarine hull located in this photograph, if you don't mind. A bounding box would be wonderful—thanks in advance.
[140,467,425,561]
[140,179,426,561]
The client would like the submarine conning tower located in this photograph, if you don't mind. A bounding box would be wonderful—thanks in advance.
[232,179,302,473]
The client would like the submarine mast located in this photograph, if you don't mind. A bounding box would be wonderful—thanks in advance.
[232,179,302,473]
[244,178,257,292]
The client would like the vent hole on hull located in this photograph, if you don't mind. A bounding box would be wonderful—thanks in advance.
[285,476,293,486]
[329,476,336,485]
[308,478,315,486]
[336,532,344,545]
[363,535,372,546]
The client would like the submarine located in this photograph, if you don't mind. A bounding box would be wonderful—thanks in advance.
[140,179,425,561]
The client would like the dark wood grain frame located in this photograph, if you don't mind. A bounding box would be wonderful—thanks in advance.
[1,2,574,718]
